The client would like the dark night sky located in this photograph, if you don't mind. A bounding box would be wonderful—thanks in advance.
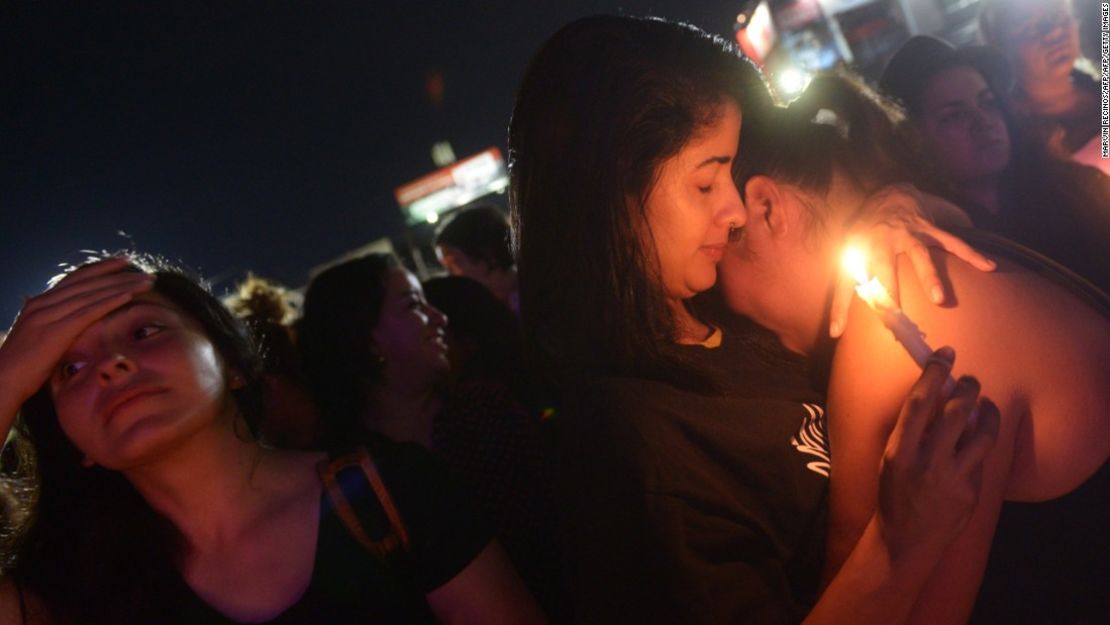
[2,1,740,325]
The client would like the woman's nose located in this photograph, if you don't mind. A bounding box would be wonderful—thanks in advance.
[719,180,747,229]
[97,353,136,383]
[429,305,448,328]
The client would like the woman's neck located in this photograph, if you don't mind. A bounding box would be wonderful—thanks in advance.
[364,384,441,448]
[670,298,712,345]
[122,415,278,549]
[1019,74,1081,116]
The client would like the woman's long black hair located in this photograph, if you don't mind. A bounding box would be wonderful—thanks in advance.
[296,252,400,449]
[509,15,773,394]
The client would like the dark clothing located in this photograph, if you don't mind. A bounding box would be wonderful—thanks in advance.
[953,229,1109,316]
[971,459,1110,625]
[175,436,491,624]
[434,376,563,618]
[954,132,1110,294]
[558,330,829,625]
[958,231,1110,624]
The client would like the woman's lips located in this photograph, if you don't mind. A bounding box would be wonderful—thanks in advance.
[700,243,726,261]
[100,386,165,423]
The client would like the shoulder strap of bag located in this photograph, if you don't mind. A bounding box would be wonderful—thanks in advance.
[317,446,411,563]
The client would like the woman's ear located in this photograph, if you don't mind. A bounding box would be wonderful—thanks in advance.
[743,175,790,237]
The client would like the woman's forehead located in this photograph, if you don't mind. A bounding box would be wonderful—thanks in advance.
[922,66,988,106]
[69,291,195,347]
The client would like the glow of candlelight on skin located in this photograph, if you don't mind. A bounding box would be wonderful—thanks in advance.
[841,246,931,365]
[840,246,956,395]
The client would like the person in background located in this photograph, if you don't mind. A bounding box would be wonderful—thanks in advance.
[434,203,521,314]
[880,35,1110,292]
[0,254,546,625]
[422,275,562,619]
[298,254,448,450]
[510,15,998,625]
[227,274,318,449]
[298,255,556,615]
[978,0,1109,174]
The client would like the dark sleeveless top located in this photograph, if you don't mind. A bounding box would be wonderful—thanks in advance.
[957,230,1110,624]
[173,436,491,624]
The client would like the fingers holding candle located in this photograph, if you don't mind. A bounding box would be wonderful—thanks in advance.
[879,347,999,554]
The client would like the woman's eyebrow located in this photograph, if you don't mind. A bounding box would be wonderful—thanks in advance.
[100,301,174,323]
[696,155,731,169]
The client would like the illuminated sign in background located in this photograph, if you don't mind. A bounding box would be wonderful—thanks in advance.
[394,147,509,225]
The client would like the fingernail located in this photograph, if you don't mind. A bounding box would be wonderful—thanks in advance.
[956,375,979,393]
[829,321,841,337]
[930,285,944,304]
[928,346,955,367]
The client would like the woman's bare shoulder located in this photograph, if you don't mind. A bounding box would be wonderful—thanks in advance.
[898,249,1110,497]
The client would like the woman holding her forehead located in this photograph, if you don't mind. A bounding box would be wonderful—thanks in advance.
[716,77,1110,624]
[0,256,546,624]
[510,14,999,625]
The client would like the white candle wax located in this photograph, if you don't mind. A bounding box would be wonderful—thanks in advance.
[853,275,957,397]
[855,278,933,368]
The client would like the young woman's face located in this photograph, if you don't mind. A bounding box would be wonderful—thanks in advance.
[50,291,234,470]
[643,100,746,301]
[998,0,1079,81]
[371,268,450,390]
[918,66,1011,184]
[717,174,858,355]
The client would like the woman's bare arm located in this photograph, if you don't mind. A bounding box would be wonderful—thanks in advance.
[803,351,999,625]
[0,577,52,625]
[426,541,547,625]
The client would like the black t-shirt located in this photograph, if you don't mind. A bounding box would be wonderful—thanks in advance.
[970,458,1110,625]
[558,330,830,625]
[958,231,1110,624]
[174,436,491,624]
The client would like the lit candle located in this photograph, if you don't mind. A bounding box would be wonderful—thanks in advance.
[841,247,956,395]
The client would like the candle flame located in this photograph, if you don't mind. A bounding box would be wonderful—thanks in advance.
[841,246,869,286]
[841,246,895,310]
[856,277,889,306]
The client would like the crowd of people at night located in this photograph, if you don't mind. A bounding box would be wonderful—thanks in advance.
[0,0,1107,623]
